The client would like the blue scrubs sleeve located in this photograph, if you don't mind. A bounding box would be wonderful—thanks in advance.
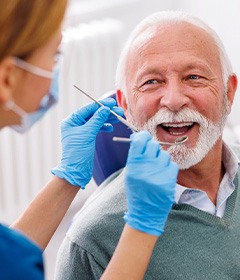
[0,224,44,279]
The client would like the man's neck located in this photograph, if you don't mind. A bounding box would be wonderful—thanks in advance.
[177,140,224,205]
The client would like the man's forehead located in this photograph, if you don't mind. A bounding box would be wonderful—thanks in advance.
[131,22,216,52]
[128,22,220,70]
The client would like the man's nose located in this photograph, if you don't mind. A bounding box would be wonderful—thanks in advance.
[160,82,189,112]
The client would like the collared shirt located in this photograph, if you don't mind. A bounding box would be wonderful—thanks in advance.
[175,143,240,217]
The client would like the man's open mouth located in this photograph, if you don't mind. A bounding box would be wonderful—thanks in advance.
[159,122,195,135]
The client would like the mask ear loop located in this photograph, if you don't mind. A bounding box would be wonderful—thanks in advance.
[3,99,27,117]
[13,57,54,79]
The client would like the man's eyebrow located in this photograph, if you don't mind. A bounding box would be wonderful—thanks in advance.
[135,62,214,83]
[184,63,212,72]
[136,68,162,83]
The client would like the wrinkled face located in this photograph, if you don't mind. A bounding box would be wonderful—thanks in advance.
[119,23,234,169]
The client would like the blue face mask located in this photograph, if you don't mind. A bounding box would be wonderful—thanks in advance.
[4,58,60,133]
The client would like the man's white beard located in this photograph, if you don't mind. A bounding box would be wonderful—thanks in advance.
[128,104,228,170]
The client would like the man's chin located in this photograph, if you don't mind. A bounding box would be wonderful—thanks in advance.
[167,145,203,170]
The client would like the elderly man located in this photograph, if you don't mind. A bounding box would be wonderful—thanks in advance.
[55,11,240,279]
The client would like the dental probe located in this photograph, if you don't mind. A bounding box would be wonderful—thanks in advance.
[112,135,188,146]
[74,85,138,132]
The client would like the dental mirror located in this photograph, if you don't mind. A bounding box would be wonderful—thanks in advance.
[113,135,188,146]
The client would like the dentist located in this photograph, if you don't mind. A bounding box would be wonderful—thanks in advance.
[0,1,178,279]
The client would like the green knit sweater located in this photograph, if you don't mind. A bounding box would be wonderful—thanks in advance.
[56,166,240,280]
[146,172,240,279]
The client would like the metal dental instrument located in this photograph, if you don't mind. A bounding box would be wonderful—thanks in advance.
[113,135,188,146]
[74,85,138,132]
[73,85,188,146]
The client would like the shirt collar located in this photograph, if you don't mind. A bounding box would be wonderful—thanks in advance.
[175,184,187,203]
[222,141,240,179]
[175,142,240,204]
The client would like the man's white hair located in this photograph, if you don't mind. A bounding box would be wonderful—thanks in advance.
[115,10,233,94]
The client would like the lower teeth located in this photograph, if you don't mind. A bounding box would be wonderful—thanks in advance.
[169,132,184,136]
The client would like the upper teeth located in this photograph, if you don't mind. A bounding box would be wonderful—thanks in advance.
[162,122,193,128]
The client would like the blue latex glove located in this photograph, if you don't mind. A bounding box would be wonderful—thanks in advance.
[51,98,124,188]
[124,131,179,236]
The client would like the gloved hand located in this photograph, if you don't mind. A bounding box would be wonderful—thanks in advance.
[124,131,179,236]
[51,98,124,189]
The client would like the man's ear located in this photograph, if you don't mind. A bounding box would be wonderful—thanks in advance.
[0,57,16,105]
[226,74,238,112]
[116,89,128,112]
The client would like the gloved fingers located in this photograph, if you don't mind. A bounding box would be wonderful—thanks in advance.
[100,123,114,132]
[167,162,179,179]
[99,97,117,108]
[63,98,117,127]
[128,131,152,157]
[144,139,160,158]
[157,150,171,168]
[61,110,85,129]
[106,106,124,123]
[84,106,112,132]
[159,162,179,184]
[62,103,101,128]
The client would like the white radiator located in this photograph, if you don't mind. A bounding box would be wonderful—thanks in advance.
[0,18,124,224]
